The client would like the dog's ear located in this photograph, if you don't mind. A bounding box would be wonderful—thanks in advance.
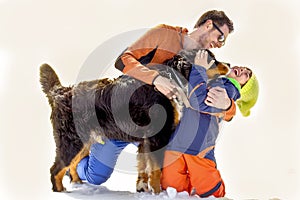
[206,49,215,59]
[205,49,219,70]
[163,53,192,80]
[206,62,230,79]
[205,50,231,79]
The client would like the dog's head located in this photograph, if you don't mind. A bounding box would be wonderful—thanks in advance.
[177,49,231,79]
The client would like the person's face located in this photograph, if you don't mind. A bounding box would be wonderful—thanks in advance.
[227,66,252,87]
[197,20,230,49]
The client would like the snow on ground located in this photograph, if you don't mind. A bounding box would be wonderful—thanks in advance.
[47,175,230,200]
[39,146,233,200]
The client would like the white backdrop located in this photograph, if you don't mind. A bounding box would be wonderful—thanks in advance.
[0,0,299,200]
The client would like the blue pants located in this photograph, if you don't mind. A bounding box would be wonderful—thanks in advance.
[76,139,130,185]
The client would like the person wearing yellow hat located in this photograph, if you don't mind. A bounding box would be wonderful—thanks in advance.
[227,66,259,117]
[236,74,259,116]
[161,50,259,198]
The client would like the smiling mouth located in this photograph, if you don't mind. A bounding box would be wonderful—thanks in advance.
[233,68,239,76]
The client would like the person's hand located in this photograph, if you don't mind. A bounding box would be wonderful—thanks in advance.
[194,50,215,69]
[153,75,191,107]
[205,86,231,110]
[153,75,178,99]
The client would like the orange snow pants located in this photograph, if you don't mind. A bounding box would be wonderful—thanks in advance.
[161,150,225,198]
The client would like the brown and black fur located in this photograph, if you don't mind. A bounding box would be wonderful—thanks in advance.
[40,49,230,194]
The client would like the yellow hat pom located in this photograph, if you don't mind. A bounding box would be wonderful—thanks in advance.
[236,74,259,117]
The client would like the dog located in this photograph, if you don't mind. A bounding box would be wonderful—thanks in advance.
[40,49,230,194]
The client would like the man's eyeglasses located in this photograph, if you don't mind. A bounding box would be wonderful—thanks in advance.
[212,22,225,46]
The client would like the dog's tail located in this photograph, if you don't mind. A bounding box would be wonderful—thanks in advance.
[40,64,62,107]
[40,63,61,94]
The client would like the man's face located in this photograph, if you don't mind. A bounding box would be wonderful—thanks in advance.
[198,23,230,49]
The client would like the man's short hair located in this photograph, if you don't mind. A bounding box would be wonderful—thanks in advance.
[194,10,234,33]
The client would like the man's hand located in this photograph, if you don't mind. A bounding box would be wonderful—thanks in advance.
[153,75,178,99]
[205,86,231,110]
[153,75,191,107]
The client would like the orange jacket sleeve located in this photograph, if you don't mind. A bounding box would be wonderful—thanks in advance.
[222,99,236,121]
[115,24,188,85]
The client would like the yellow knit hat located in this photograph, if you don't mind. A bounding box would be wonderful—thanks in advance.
[236,74,259,117]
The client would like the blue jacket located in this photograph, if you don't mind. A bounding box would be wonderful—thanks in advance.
[167,65,240,159]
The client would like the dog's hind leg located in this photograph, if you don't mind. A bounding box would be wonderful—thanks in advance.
[50,145,90,191]
[68,143,90,183]
[50,163,68,192]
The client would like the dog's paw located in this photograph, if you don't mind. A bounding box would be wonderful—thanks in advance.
[53,186,67,192]
[71,180,83,184]
[149,184,161,195]
[136,180,149,193]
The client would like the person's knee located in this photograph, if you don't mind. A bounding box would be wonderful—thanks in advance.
[76,156,89,180]
[196,180,225,198]
[161,167,189,192]
[76,153,115,185]
[85,172,112,185]
[211,180,225,197]
[85,162,114,185]
[77,140,130,185]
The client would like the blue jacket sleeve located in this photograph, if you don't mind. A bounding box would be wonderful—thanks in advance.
[188,65,211,112]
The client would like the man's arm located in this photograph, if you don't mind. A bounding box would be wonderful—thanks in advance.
[205,87,236,121]
[114,24,187,99]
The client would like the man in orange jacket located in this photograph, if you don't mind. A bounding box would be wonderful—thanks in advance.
[114,10,235,196]
[115,10,235,120]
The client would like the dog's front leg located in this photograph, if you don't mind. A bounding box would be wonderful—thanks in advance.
[147,154,162,194]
